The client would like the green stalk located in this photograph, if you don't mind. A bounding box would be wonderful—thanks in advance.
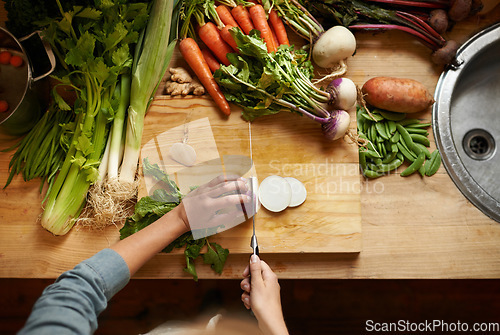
[119,0,177,184]
[107,74,131,179]
[41,75,109,235]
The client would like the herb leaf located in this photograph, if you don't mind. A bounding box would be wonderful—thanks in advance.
[203,242,229,274]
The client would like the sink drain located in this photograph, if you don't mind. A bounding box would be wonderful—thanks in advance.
[463,129,495,160]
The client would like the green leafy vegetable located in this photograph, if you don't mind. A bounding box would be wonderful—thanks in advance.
[203,242,229,274]
[34,0,150,235]
[120,158,229,281]
[214,28,318,121]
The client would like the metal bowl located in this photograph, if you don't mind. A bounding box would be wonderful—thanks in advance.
[433,23,500,222]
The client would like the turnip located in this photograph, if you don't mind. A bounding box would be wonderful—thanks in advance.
[327,78,357,111]
[258,176,307,212]
[284,177,307,207]
[313,26,356,70]
[258,175,292,212]
[321,110,351,141]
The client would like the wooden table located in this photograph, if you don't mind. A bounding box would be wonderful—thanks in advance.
[1,5,500,279]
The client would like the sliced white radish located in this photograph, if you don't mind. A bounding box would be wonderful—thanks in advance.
[169,142,197,166]
[258,175,291,212]
[284,177,307,207]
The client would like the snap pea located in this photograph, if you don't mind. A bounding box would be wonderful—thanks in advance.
[367,163,380,171]
[418,163,426,177]
[384,140,393,153]
[397,118,420,126]
[359,150,367,171]
[378,110,407,121]
[405,127,429,136]
[360,135,380,155]
[401,152,426,177]
[365,150,381,159]
[376,140,385,156]
[396,124,415,150]
[410,133,431,147]
[391,144,398,153]
[382,151,397,164]
[369,124,377,142]
[363,169,384,179]
[362,112,384,122]
[413,142,431,159]
[387,120,397,135]
[397,142,416,162]
[363,121,370,134]
[375,158,403,173]
[405,122,432,128]
[356,108,366,132]
[384,122,391,138]
[425,150,442,176]
[390,132,400,144]
[376,122,390,140]
[396,152,404,161]
[410,142,423,156]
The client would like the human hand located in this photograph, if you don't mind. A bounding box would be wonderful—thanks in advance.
[182,174,254,238]
[240,255,289,335]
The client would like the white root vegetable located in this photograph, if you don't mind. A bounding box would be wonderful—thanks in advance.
[327,77,358,111]
[313,26,356,69]
[284,177,307,207]
[169,142,197,166]
[322,109,351,141]
[258,175,291,212]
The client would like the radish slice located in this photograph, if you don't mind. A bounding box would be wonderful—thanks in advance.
[284,177,307,207]
[169,142,197,166]
[258,175,291,212]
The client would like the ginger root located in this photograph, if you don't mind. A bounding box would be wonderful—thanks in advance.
[165,78,205,96]
[169,67,192,83]
[164,67,206,96]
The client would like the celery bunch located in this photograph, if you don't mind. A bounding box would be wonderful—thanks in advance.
[39,0,149,235]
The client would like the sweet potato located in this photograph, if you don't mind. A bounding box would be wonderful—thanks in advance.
[361,77,435,114]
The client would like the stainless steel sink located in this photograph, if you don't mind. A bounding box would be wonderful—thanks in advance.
[433,22,500,222]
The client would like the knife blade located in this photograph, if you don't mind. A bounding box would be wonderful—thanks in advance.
[248,122,259,256]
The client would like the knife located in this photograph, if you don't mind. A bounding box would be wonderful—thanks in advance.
[248,122,259,256]
[250,176,259,256]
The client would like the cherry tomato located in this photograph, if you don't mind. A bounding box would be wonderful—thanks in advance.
[10,55,23,67]
[0,51,12,65]
[0,100,9,113]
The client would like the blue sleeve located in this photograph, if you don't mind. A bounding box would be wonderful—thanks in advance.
[18,248,131,335]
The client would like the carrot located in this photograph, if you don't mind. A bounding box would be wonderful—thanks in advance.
[220,25,239,52]
[198,22,234,66]
[361,77,435,114]
[270,22,279,48]
[269,10,290,46]
[248,4,278,53]
[231,5,255,34]
[216,5,240,29]
[179,38,231,116]
[201,48,221,73]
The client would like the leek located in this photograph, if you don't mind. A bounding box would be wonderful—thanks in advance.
[119,0,179,184]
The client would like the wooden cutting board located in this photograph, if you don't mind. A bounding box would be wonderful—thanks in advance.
[138,92,362,253]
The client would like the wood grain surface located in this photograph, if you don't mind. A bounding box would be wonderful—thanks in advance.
[139,97,361,254]
[1,7,500,279]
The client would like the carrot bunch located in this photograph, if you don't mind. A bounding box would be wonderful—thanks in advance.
[178,0,290,116]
